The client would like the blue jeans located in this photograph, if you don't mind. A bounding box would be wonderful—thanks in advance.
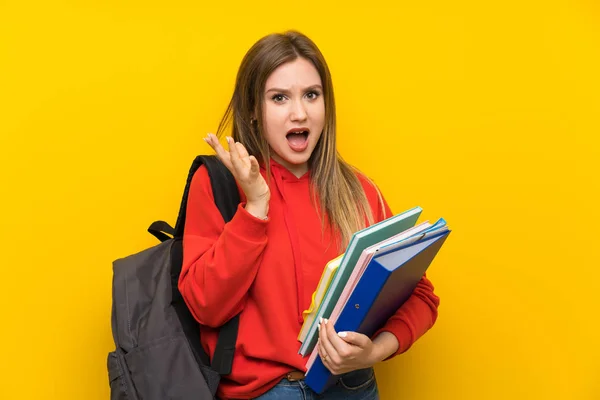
[252,368,379,400]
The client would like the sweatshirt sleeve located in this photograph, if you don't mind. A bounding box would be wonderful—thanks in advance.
[363,176,441,358]
[178,165,269,328]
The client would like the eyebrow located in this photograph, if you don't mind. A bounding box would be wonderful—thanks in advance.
[265,85,323,94]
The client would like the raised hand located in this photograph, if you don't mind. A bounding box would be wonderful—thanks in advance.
[204,133,270,219]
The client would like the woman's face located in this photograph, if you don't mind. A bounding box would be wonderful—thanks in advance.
[261,57,325,177]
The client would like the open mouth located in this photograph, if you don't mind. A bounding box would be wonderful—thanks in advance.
[286,129,310,151]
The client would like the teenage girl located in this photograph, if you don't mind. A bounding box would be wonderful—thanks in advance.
[179,30,440,400]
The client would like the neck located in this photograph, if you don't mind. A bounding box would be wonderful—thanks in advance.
[270,154,308,178]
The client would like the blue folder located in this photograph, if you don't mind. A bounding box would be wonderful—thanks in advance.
[304,230,450,393]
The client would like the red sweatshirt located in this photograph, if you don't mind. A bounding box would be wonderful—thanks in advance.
[179,159,440,399]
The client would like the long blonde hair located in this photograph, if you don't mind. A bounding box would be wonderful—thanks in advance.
[216,30,378,248]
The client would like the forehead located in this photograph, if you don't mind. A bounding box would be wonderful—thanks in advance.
[265,57,322,89]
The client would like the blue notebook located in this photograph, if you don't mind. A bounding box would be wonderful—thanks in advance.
[304,230,450,394]
[298,207,422,356]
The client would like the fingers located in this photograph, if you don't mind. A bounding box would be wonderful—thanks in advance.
[228,137,254,172]
[236,142,252,170]
[319,318,357,375]
[318,341,337,374]
[318,319,332,360]
[249,155,260,175]
[205,133,232,171]
[318,324,335,373]
[337,331,370,348]
[318,319,341,365]
[205,133,258,183]
[235,141,250,158]
[324,318,352,357]
[317,339,328,363]
[226,136,243,172]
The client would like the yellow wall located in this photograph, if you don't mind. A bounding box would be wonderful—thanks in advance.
[1,0,599,399]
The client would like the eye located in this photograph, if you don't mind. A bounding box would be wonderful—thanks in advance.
[305,91,321,100]
[272,94,286,103]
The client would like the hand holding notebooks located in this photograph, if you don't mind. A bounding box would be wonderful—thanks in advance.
[298,213,451,394]
[298,206,423,357]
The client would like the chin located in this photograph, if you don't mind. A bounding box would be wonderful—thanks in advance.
[281,151,312,165]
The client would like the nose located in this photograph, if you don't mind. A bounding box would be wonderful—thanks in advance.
[290,99,307,122]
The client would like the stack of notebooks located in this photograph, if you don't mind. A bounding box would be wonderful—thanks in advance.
[297,206,450,393]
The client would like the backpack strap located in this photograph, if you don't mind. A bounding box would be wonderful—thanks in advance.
[147,220,175,242]
[174,155,239,237]
[173,155,241,376]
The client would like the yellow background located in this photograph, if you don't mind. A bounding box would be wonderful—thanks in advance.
[1,0,599,399]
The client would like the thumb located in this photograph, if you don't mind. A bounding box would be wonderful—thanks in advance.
[249,155,260,175]
[337,331,370,348]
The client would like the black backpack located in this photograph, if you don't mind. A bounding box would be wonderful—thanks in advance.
[107,155,240,400]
